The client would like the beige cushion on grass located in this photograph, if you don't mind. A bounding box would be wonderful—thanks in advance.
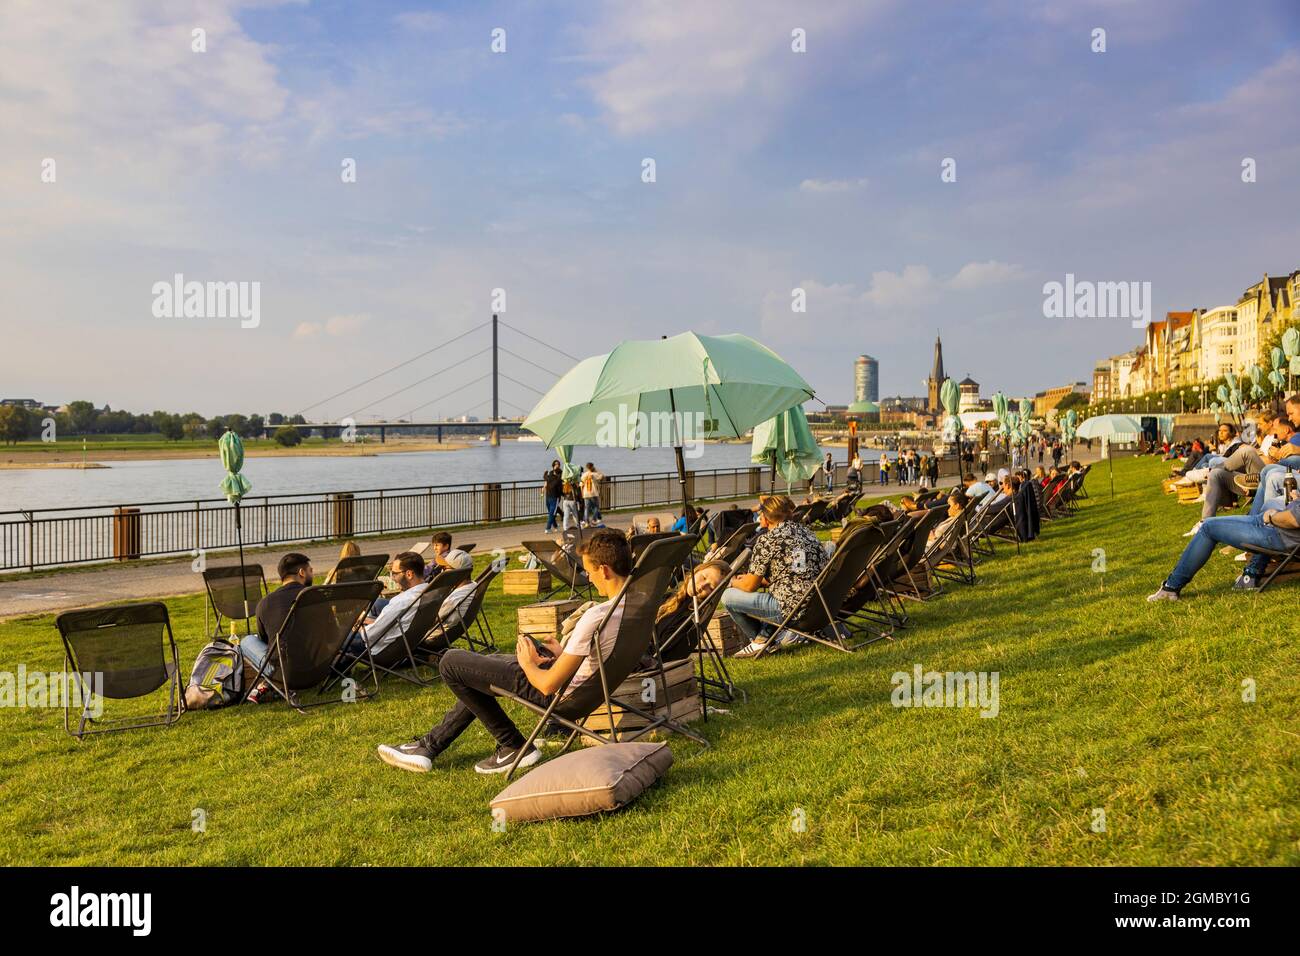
[490,742,672,822]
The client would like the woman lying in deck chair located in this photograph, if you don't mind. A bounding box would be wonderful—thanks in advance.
[375,530,639,776]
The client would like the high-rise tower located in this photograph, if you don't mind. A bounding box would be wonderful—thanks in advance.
[854,354,879,404]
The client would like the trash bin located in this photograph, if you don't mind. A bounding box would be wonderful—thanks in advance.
[483,482,502,523]
[112,507,141,561]
[332,493,354,538]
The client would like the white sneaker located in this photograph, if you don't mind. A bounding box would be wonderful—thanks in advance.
[1146,588,1179,602]
[1182,522,1202,537]
[732,639,771,659]
[1234,552,1248,562]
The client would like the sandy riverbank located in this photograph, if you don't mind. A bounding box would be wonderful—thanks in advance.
[0,440,473,468]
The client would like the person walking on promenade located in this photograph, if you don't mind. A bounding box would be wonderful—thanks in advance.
[543,460,563,532]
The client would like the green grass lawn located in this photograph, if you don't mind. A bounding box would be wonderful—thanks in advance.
[1,456,1296,865]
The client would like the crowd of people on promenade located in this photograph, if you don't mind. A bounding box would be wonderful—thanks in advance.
[1148,394,1300,600]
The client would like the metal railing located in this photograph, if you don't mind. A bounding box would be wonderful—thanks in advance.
[0,451,1029,572]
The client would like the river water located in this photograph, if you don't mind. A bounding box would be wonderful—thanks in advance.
[0,441,890,513]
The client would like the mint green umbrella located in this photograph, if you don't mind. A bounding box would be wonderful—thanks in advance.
[219,430,253,626]
[524,332,815,510]
[751,405,821,492]
[556,445,580,481]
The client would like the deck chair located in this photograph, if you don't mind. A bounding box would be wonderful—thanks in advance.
[201,564,266,639]
[822,492,862,525]
[788,502,814,524]
[243,580,382,712]
[329,553,390,583]
[704,521,756,564]
[925,500,978,588]
[753,522,889,658]
[332,568,474,688]
[423,565,498,655]
[53,603,182,738]
[884,507,949,601]
[629,531,679,561]
[521,538,593,601]
[655,548,751,709]
[969,496,1018,558]
[800,499,830,525]
[492,534,703,778]
[1236,540,1300,592]
[838,517,914,635]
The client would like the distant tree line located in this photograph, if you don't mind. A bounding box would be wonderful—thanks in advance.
[0,400,307,445]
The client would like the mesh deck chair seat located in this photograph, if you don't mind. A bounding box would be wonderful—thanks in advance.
[969,496,1018,558]
[491,534,702,778]
[54,602,182,738]
[753,522,891,658]
[837,517,914,634]
[328,553,390,584]
[245,580,382,712]
[705,520,756,564]
[202,564,266,640]
[798,499,829,525]
[421,565,499,656]
[334,567,474,688]
[654,549,751,708]
[880,507,948,601]
[629,531,679,561]
[923,498,979,588]
[521,538,594,601]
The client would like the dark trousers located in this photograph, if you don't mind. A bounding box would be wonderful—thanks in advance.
[422,649,550,753]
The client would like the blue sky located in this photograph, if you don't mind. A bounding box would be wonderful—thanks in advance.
[3,0,1299,419]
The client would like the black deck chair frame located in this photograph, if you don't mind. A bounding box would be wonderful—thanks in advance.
[927,500,978,587]
[886,507,949,601]
[202,564,266,640]
[969,496,1019,558]
[1236,541,1300,592]
[705,521,756,565]
[491,534,703,778]
[837,517,915,636]
[655,548,752,709]
[329,553,391,584]
[753,522,890,658]
[521,538,594,601]
[54,602,182,738]
[421,565,499,657]
[243,580,382,712]
[328,568,474,689]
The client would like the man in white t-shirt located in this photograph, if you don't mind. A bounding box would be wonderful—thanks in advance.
[375,529,632,775]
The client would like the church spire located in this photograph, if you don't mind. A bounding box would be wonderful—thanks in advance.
[932,334,944,386]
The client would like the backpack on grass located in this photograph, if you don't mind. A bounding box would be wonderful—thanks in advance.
[184,641,245,710]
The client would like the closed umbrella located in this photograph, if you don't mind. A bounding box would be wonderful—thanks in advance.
[751,405,821,492]
[523,332,814,512]
[218,430,253,628]
[1077,414,1141,498]
[940,378,961,478]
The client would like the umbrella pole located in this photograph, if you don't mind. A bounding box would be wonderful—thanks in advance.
[769,450,776,494]
[667,387,691,514]
[234,499,250,635]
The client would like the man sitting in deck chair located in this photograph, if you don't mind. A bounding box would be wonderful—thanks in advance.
[1149,484,1300,600]
[722,494,828,658]
[342,551,429,657]
[243,552,313,703]
[375,530,633,775]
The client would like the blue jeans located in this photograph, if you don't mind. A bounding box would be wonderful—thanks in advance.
[584,497,601,523]
[1164,514,1280,591]
[544,495,559,532]
[721,588,784,644]
[241,634,273,677]
[1249,463,1300,515]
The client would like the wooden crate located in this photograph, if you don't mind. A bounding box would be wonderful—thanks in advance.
[516,599,583,640]
[502,569,551,595]
[829,526,844,542]
[582,658,702,739]
[704,614,745,657]
[1176,484,1203,504]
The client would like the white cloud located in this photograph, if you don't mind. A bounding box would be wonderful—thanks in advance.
[948,260,1026,290]
[575,0,889,135]
[799,177,868,193]
[293,314,370,339]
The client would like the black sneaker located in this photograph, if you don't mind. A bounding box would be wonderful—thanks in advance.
[1232,573,1259,591]
[474,744,541,775]
[377,739,437,772]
